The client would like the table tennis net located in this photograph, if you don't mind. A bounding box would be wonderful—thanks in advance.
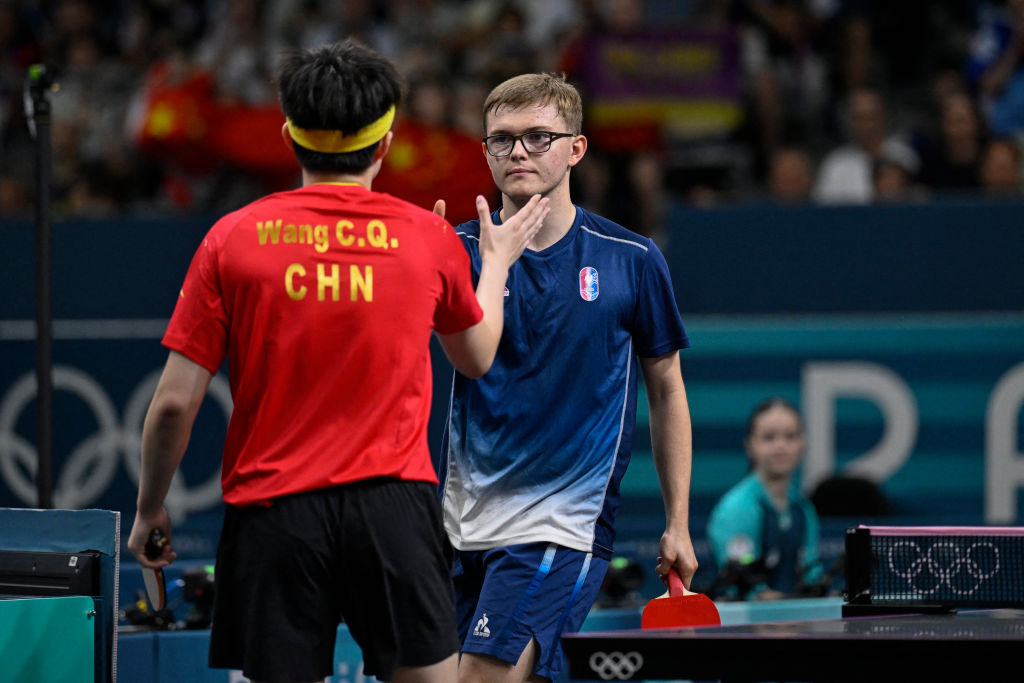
[845,526,1024,608]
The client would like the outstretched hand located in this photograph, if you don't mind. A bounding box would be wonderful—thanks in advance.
[478,193,548,270]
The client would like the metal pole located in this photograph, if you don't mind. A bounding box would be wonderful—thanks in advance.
[25,64,56,509]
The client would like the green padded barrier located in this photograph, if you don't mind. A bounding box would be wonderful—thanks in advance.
[0,596,95,683]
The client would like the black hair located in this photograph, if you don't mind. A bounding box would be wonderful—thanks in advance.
[276,39,403,174]
[745,397,802,439]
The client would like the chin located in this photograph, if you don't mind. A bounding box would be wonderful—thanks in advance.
[502,178,549,197]
[763,466,796,480]
[503,189,540,205]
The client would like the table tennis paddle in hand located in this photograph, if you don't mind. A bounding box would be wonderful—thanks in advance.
[142,528,168,611]
[641,569,720,629]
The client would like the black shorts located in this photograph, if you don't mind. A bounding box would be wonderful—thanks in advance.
[208,478,460,681]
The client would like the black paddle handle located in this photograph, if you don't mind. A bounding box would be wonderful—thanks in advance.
[144,528,168,560]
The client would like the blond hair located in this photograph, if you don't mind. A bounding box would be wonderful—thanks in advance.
[483,73,583,134]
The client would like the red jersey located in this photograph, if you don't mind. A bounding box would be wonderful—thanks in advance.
[162,184,482,505]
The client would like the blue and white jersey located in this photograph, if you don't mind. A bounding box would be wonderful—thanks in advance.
[440,206,689,559]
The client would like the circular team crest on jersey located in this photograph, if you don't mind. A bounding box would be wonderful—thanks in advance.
[579,267,599,301]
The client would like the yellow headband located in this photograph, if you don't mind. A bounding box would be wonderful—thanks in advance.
[286,105,395,154]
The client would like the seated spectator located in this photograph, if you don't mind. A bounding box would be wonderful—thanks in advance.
[913,90,986,193]
[813,86,919,204]
[707,398,826,601]
[767,145,814,203]
[626,151,670,246]
[873,154,927,203]
[451,77,489,140]
[731,0,832,177]
[0,173,30,218]
[979,136,1024,196]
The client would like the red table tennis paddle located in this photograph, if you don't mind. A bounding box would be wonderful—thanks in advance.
[142,528,168,611]
[641,569,721,629]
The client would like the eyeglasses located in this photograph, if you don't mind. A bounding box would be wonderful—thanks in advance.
[482,131,576,157]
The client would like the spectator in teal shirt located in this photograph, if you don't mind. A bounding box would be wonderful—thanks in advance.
[707,397,825,600]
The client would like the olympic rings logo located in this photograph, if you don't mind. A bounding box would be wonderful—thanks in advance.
[887,540,1000,596]
[589,651,644,680]
[0,365,231,521]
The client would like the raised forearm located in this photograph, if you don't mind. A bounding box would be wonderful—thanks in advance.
[470,258,511,362]
[981,27,1024,95]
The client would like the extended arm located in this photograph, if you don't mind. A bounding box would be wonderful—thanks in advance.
[980,18,1024,97]
[127,350,213,567]
[641,350,699,589]
[437,193,548,377]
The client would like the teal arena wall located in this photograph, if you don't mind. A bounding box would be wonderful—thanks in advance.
[2,198,1022,577]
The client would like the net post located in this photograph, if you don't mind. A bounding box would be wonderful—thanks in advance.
[843,526,872,605]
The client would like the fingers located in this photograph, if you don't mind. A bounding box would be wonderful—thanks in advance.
[129,511,177,568]
[475,195,492,226]
[155,541,177,567]
[656,555,695,590]
[656,555,671,585]
[432,199,446,218]
[476,193,549,229]
[138,545,175,568]
[146,528,177,566]
[497,194,548,243]
[141,537,177,568]
[518,194,549,237]
[477,194,549,268]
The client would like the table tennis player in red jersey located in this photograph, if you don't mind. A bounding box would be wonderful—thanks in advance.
[126,39,548,683]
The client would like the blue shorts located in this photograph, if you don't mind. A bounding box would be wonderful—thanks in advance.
[453,542,609,681]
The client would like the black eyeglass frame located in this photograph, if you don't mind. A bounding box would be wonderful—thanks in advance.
[482,131,577,157]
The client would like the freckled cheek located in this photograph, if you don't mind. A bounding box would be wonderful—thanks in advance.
[533,161,563,181]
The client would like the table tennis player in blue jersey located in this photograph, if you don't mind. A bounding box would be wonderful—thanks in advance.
[437,73,698,683]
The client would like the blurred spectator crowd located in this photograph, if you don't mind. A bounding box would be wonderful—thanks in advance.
[2,0,1024,241]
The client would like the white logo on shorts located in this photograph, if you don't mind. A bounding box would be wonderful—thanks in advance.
[473,614,491,638]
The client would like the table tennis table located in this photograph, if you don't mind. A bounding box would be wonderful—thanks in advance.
[562,607,1024,682]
